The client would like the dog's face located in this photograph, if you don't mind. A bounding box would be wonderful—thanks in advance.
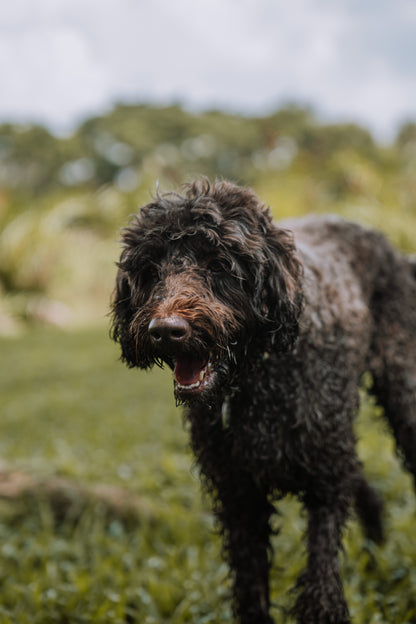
[111,180,302,404]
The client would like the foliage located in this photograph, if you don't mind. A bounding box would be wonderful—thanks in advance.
[0,103,411,200]
[0,103,415,329]
[0,328,415,622]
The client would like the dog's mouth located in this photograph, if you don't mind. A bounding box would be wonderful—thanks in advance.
[173,353,215,399]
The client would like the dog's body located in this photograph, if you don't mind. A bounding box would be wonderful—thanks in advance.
[112,180,416,623]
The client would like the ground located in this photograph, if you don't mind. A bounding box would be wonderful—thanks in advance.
[0,326,415,623]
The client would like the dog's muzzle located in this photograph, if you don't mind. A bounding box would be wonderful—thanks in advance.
[148,315,215,400]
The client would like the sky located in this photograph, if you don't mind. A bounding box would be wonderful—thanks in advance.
[1,0,415,141]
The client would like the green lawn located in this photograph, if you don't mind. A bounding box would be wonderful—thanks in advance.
[0,327,415,623]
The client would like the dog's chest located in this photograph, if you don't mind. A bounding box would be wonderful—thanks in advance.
[225,389,310,493]
[223,351,346,493]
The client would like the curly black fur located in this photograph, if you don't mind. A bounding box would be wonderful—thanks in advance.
[111,179,416,623]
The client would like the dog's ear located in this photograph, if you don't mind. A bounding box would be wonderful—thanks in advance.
[255,225,303,351]
[209,181,303,351]
[110,268,139,367]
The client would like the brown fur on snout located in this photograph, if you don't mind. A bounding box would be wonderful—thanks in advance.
[129,271,242,359]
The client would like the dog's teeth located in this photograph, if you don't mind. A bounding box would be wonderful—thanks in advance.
[177,381,201,390]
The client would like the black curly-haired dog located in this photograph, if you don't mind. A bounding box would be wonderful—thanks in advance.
[111,179,416,623]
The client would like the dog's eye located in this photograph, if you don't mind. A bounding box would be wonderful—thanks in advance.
[140,266,158,287]
[208,260,225,273]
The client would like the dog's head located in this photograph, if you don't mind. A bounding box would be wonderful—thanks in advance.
[111,179,303,404]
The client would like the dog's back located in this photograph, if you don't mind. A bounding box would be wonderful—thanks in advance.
[288,213,416,484]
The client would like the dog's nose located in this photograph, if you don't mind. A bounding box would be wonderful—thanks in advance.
[148,316,190,347]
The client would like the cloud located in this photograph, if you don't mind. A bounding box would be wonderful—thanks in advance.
[0,0,415,139]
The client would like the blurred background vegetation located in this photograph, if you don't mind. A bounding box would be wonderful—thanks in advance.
[1,102,415,333]
[1,104,416,623]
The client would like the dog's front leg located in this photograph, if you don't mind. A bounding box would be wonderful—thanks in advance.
[293,496,350,624]
[188,409,274,623]
[216,477,275,624]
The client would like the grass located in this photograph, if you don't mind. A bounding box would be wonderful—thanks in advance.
[0,327,415,623]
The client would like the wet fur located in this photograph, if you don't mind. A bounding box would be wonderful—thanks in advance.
[111,179,416,623]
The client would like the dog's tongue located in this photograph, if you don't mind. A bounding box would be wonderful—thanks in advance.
[174,354,206,386]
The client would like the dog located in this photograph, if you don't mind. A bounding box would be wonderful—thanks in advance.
[111,179,416,623]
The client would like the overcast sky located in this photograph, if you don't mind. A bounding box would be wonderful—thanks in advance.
[1,0,415,141]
